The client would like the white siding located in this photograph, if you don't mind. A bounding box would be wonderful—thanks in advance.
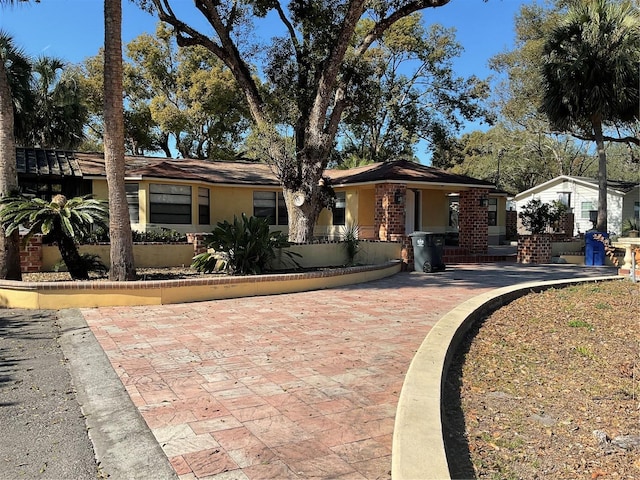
[515,178,629,235]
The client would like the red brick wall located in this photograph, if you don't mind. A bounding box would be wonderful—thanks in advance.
[187,232,209,256]
[459,189,488,254]
[517,234,552,264]
[506,210,517,240]
[375,183,406,242]
[20,234,43,273]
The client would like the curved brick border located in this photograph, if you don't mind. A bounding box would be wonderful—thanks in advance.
[0,261,402,309]
[391,274,621,480]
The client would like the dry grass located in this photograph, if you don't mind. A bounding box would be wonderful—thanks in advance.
[444,279,640,480]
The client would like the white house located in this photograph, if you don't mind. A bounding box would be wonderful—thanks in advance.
[514,176,640,236]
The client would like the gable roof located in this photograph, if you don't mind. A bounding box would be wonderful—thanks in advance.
[17,149,496,190]
[514,175,640,200]
[326,159,496,188]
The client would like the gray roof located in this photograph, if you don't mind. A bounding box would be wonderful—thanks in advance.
[16,148,82,177]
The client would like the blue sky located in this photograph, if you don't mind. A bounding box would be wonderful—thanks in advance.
[1,0,536,161]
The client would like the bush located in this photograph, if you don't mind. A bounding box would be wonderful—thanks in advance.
[191,214,300,275]
[342,223,360,265]
[79,227,187,244]
[519,199,554,234]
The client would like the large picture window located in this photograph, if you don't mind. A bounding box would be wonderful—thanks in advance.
[150,184,192,224]
[253,191,287,225]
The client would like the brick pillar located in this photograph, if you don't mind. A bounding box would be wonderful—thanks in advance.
[559,212,574,238]
[187,232,209,256]
[506,210,517,241]
[517,234,552,264]
[459,189,488,254]
[19,234,43,273]
[375,183,406,241]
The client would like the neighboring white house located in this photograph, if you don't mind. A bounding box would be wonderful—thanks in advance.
[514,176,640,236]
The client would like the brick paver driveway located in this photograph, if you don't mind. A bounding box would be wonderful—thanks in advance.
[80,264,616,479]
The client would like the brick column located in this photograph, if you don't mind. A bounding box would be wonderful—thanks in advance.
[187,232,209,256]
[517,234,552,264]
[506,210,517,241]
[375,183,406,241]
[20,234,43,273]
[458,189,488,254]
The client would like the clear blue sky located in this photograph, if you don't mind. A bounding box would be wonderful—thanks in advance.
[1,0,537,161]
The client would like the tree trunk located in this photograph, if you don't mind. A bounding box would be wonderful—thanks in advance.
[592,117,608,233]
[104,0,137,280]
[282,186,324,243]
[0,57,22,280]
[57,234,89,280]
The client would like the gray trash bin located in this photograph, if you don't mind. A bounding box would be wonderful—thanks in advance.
[410,232,446,273]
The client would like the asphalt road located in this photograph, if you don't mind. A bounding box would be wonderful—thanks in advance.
[0,309,99,479]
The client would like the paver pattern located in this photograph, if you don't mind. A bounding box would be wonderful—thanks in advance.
[79,264,615,479]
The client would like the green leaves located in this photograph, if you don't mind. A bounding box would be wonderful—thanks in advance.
[0,194,108,243]
[191,213,299,275]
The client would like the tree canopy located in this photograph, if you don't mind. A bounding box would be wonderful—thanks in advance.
[138,0,469,242]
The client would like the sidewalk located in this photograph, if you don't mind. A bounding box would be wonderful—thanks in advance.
[74,263,616,479]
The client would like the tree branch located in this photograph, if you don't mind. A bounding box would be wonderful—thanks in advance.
[151,0,267,126]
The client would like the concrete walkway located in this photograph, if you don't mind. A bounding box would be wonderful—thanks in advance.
[76,263,617,480]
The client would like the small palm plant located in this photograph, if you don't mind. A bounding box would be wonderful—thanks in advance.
[192,213,300,275]
[0,194,109,280]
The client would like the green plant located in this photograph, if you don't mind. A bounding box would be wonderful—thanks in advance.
[132,228,187,243]
[191,214,300,275]
[622,218,639,235]
[341,223,360,265]
[568,320,593,329]
[0,194,108,280]
[53,253,108,275]
[518,199,552,234]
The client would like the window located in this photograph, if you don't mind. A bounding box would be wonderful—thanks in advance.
[198,187,210,225]
[333,192,346,226]
[580,201,595,219]
[278,192,288,225]
[557,192,571,207]
[488,197,498,227]
[253,191,287,225]
[448,197,459,228]
[150,184,192,224]
[125,183,139,223]
[20,181,62,200]
[635,201,640,219]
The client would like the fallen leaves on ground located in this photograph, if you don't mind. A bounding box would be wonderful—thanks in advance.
[444,279,640,480]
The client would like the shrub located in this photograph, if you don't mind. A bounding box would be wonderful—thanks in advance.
[519,199,552,234]
[191,214,300,275]
[622,218,639,235]
[342,223,360,265]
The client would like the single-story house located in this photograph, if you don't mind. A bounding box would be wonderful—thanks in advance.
[514,175,640,236]
[15,148,510,253]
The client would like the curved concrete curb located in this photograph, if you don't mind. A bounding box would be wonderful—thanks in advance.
[391,274,622,480]
[57,309,178,480]
[0,261,401,309]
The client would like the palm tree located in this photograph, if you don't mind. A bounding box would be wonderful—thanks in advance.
[0,194,108,280]
[104,0,136,280]
[540,0,640,233]
[0,0,28,280]
[21,56,88,149]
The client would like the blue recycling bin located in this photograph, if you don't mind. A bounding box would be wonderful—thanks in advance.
[585,231,607,266]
